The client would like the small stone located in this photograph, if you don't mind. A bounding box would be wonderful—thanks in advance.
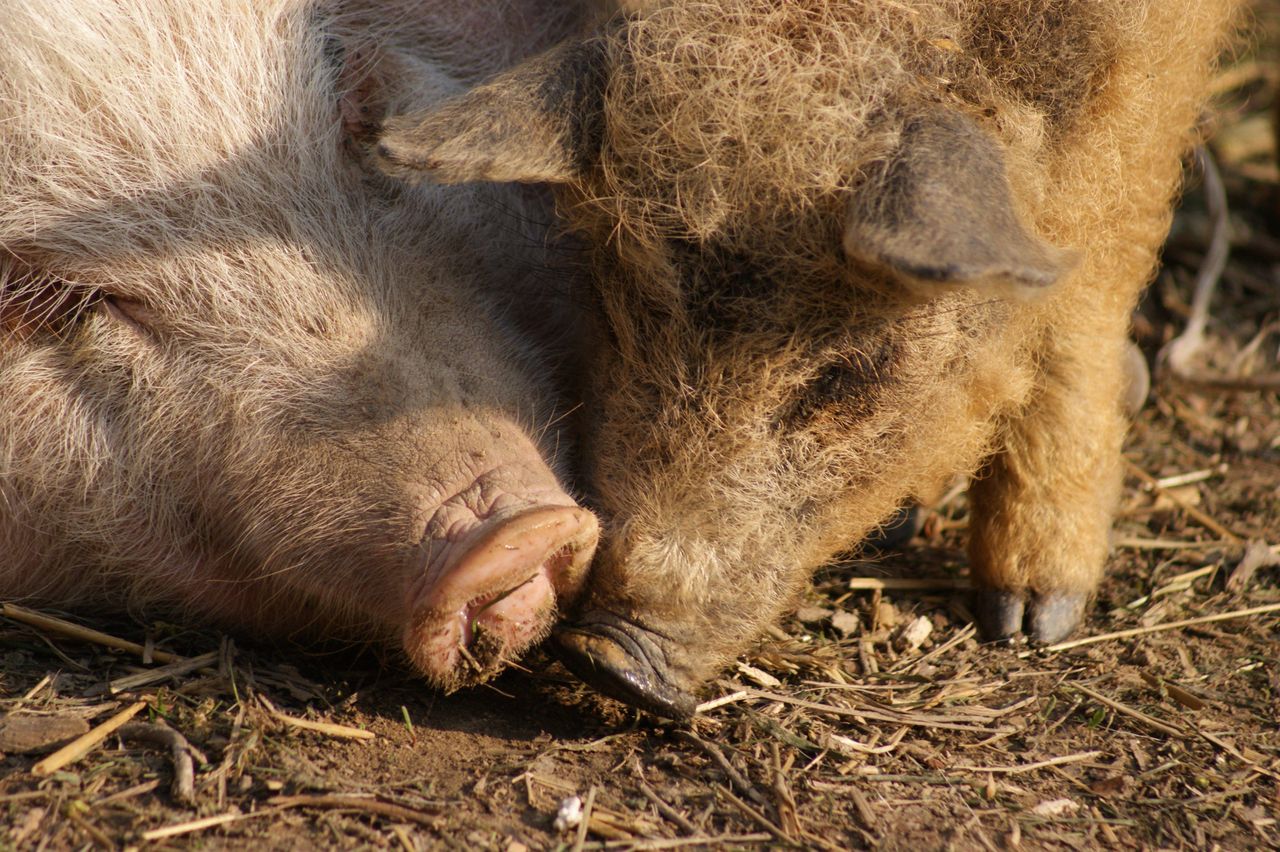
[875,601,900,629]
[831,610,861,638]
[553,795,582,832]
[896,615,933,651]
[1032,798,1079,818]
[794,606,833,624]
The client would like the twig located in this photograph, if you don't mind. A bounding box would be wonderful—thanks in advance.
[1070,683,1183,738]
[731,688,1015,734]
[9,674,52,711]
[696,690,749,714]
[718,785,797,847]
[770,743,801,839]
[1158,146,1230,384]
[847,577,971,592]
[676,731,768,807]
[31,700,148,776]
[952,751,1104,775]
[92,779,162,807]
[141,811,270,841]
[1154,468,1222,489]
[1126,461,1242,544]
[1023,603,1280,656]
[1111,537,1218,552]
[270,794,442,826]
[259,696,375,741]
[594,835,773,849]
[573,786,597,852]
[1139,671,1209,711]
[633,763,698,835]
[119,722,208,805]
[96,650,222,696]
[0,604,183,663]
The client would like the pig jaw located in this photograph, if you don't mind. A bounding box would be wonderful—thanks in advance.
[404,468,599,692]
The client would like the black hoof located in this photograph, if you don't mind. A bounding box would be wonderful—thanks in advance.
[553,611,698,720]
[862,505,924,553]
[975,589,1086,645]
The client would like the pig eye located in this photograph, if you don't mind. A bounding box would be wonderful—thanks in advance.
[95,293,157,336]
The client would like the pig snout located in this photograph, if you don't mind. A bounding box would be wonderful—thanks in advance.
[404,468,599,690]
[552,611,699,720]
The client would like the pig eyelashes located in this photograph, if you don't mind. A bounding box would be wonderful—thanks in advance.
[0,258,159,341]
[95,293,158,337]
[0,260,101,339]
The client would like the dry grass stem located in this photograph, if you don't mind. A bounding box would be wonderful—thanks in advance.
[676,732,768,807]
[260,696,375,741]
[270,794,442,826]
[634,766,698,835]
[100,650,221,695]
[573,786,598,852]
[1111,537,1218,551]
[1071,683,1184,738]
[594,835,773,849]
[718,785,796,847]
[847,577,972,591]
[31,700,148,776]
[1126,461,1243,543]
[140,811,269,841]
[697,690,750,713]
[1027,603,1280,655]
[1,604,184,664]
[952,751,1104,774]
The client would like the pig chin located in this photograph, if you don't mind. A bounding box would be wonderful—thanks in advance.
[402,470,599,691]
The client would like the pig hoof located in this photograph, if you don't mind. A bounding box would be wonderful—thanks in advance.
[974,589,1086,645]
[1025,592,1086,645]
[553,612,698,720]
[862,505,923,553]
[974,589,1026,642]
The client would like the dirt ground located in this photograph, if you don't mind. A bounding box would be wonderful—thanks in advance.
[3,6,1280,851]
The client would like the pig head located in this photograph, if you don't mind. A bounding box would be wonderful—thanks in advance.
[378,0,1240,716]
[0,0,600,691]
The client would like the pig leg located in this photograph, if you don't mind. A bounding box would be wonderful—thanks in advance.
[967,327,1128,644]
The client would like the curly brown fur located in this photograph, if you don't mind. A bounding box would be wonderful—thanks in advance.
[380,0,1241,699]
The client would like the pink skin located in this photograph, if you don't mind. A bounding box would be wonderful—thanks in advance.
[407,505,597,680]
[403,467,599,686]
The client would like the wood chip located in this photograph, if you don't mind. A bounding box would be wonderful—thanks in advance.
[0,714,90,755]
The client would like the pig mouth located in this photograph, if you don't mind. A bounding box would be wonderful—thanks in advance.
[552,611,699,720]
[404,504,598,691]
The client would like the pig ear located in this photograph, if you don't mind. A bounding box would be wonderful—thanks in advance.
[375,39,606,185]
[842,110,1076,295]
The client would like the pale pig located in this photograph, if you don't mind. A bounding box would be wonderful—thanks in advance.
[0,0,603,690]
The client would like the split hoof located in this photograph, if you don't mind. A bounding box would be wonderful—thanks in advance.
[862,505,924,553]
[974,588,1086,645]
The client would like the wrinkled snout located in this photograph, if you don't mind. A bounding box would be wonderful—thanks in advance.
[553,610,699,720]
[405,494,598,690]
